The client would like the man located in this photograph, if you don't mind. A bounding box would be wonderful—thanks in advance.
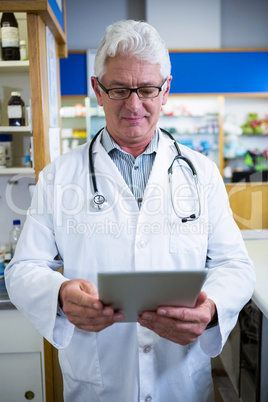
[5,20,255,401]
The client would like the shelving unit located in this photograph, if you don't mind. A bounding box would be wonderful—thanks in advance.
[223,96,268,180]
[0,58,32,174]
[60,96,105,153]
[159,95,224,171]
[0,4,67,401]
[60,93,223,167]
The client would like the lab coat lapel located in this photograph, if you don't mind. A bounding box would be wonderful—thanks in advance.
[92,137,129,189]
[143,130,176,200]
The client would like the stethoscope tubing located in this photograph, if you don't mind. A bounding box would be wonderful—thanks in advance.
[88,127,201,221]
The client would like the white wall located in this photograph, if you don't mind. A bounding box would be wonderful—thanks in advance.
[64,0,268,51]
[146,0,221,49]
[65,0,128,50]
[221,0,268,48]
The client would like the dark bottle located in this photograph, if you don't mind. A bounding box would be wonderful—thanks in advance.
[8,92,25,126]
[1,13,20,61]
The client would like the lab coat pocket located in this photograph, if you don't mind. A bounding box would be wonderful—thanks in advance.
[169,220,208,254]
[58,329,103,386]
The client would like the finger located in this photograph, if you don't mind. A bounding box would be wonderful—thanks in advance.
[74,280,100,307]
[61,279,102,310]
[156,305,198,322]
[195,291,207,307]
[155,291,208,320]
[138,314,196,345]
[138,311,204,345]
[64,303,111,322]
[72,311,124,332]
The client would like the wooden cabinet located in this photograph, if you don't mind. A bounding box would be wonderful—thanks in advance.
[0,354,43,401]
[225,182,268,230]
[0,309,45,401]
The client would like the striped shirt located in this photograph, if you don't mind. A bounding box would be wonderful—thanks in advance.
[101,128,159,207]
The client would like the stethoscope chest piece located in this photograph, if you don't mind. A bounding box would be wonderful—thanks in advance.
[90,193,109,211]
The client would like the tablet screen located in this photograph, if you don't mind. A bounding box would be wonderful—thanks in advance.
[98,270,207,322]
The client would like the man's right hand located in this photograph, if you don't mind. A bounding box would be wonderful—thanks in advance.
[59,279,124,332]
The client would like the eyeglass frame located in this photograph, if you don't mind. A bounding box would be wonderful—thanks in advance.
[96,78,168,100]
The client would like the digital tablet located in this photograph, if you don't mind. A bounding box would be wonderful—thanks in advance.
[98,270,207,322]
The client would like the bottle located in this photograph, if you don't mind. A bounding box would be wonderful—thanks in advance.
[19,40,27,60]
[8,92,25,126]
[0,134,13,167]
[25,154,31,167]
[4,245,11,268]
[9,220,22,258]
[0,249,5,278]
[0,145,6,168]
[0,13,20,61]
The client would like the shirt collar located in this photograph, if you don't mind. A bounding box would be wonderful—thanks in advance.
[101,127,159,156]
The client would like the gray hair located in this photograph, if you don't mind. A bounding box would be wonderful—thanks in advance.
[94,20,171,80]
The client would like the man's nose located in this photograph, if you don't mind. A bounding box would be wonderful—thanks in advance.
[125,91,143,111]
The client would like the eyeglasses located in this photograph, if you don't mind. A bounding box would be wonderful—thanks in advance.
[97,78,167,100]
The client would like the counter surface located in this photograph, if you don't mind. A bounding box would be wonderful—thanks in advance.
[244,238,268,319]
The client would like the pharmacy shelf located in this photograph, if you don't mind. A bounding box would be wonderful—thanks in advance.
[0,167,34,175]
[0,126,32,134]
[0,60,29,73]
[171,132,219,136]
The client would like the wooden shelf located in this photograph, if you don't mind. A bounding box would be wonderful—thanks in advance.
[241,133,268,137]
[161,114,219,118]
[0,126,32,134]
[0,167,34,175]
[172,132,219,136]
[0,60,29,73]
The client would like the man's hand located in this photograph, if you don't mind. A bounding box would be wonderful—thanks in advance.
[59,279,124,332]
[137,292,217,345]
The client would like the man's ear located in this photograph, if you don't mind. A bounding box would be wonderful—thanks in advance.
[162,75,172,106]
[91,77,103,106]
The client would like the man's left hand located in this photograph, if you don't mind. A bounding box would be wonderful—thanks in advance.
[137,292,216,345]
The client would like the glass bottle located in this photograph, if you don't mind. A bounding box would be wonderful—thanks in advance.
[8,92,25,126]
[9,220,22,258]
[19,40,27,61]
[0,13,20,61]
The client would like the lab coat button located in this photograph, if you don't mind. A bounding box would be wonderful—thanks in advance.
[143,345,151,353]
[136,240,146,249]
[145,396,152,402]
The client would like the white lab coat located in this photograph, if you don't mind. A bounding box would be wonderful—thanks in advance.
[5,129,255,402]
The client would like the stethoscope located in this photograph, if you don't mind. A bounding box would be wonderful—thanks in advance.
[89,128,201,222]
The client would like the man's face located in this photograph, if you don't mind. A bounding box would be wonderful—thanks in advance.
[92,54,171,147]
